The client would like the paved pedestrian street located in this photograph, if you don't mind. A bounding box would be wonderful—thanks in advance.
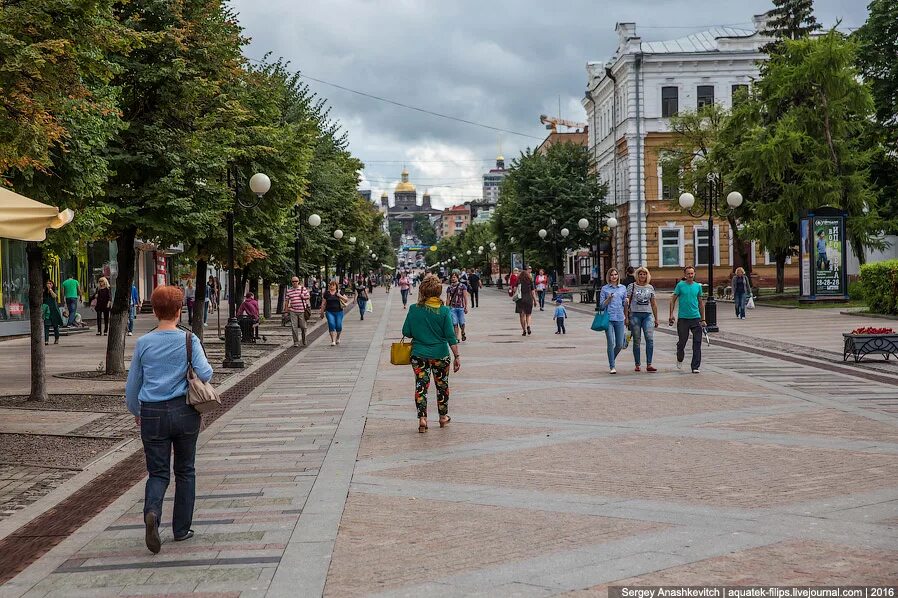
[1,289,897,597]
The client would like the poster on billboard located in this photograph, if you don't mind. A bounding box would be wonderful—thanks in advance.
[511,252,523,272]
[812,216,845,296]
[799,218,811,297]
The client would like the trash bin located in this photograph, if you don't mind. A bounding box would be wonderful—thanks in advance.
[238,315,255,343]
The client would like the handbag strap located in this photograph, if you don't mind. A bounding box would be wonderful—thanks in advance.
[185,330,195,380]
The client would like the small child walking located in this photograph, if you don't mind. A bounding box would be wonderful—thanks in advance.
[553,297,567,334]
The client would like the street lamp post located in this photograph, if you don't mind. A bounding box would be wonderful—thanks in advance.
[224,171,270,368]
[294,211,321,283]
[679,179,743,333]
[578,212,618,302]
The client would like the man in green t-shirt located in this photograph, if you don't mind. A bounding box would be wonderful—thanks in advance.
[668,266,705,373]
[61,276,81,327]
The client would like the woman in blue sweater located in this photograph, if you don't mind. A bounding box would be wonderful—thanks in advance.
[126,285,213,554]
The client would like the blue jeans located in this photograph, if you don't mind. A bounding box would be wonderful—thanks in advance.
[325,310,344,332]
[604,320,626,368]
[358,299,367,318]
[734,291,747,318]
[65,297,78,326]
[140,398,201,538]
[400,289,409,306]
[630,312,655,366]
[537,290,546,309]
[128,305,136,333]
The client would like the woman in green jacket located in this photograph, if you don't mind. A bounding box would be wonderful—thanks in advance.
[401,274,460,433]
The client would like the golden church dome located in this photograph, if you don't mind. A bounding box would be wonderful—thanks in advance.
[394,168,416,193]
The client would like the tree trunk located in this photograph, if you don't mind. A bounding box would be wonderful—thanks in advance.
[775,254,786,294]
[728,216,752,274]
[192,259,208,341]
[26,242,47,402]
[276,284,285,314]
[262,279,271,319]
[249,276,259,300]
[106,227,136,374]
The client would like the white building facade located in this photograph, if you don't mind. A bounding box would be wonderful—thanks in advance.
[582,17,801,287]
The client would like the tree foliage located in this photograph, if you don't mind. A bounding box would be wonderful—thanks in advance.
[760,0,822,54]
[722,31,884,290]
[493,142,609,274]
[854,0,898,234]
[413,214,437,245]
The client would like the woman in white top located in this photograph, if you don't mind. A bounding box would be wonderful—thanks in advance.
[534,269,549,311]
[624,266,659,372]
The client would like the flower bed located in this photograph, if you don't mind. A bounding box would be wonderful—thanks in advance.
[843,327,898,362]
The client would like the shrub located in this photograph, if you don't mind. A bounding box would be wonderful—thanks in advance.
[847,280,864,301]
[859,260,898,315]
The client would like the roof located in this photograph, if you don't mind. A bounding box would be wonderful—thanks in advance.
[641,27,756,54]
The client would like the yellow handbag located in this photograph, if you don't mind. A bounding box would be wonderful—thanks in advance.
[390,337,412,365]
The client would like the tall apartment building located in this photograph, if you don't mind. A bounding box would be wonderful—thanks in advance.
[441,204,471,238]
[583,16,798,287]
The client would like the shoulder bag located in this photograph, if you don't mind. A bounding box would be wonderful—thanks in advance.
[390,336,412,365]
[591,308,609,332]
[511,284,522,302]
[184,331,222,413]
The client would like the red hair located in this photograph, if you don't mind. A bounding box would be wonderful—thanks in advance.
[151,285,184,320]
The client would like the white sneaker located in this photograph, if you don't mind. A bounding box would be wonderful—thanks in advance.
[330,341,336,346]
[609,368,617,374]
[692,368,700,374]
[127,331,133,336]
[676,361,683,370]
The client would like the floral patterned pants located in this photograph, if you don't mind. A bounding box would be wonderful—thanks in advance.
[411,356,451,418]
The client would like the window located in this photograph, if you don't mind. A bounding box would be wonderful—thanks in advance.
[694,226,720,266]
[731,84,749,106]
[661,87,678,118]
[660,160,678,200]
[697,85,715,109]
[660,229,682,267]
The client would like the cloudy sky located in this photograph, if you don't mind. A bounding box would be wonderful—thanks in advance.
[231,0,868,210]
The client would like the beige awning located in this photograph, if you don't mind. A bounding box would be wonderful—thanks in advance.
[0,187,74,241]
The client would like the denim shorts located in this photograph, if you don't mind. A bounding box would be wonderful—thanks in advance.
[450,307,465,326]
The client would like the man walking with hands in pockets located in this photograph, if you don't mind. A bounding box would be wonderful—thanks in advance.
[669,266,705,373]
[285,276,311,347]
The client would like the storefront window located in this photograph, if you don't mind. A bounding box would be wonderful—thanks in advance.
[86,241,117,298]
[0,239,29,321]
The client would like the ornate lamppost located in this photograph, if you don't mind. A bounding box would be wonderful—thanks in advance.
[678,178,743,332]
[224,172,270,368]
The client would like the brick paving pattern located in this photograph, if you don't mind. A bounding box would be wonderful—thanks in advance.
[1,289,896,597]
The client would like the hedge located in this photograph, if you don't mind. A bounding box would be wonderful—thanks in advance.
[859,259,898,315]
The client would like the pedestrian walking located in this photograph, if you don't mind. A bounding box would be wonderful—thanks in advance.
[128,283,140,336]
[310,279,321,310]
[401,274,460,433]
[398,271,411,309]
[508,267,520,297]
[516,266,537,336]
[553,296,567,334]
[203,280,212,327]
[445,272,469,341]
[184,280,195,325]
[621,266,636,288]
[599,268,627,374]
[126,285,213,554]
[468,269,481,308]
[285,276,310,347]
[624,266,658,372]
[356,282,369,320]
[93,277,112,336]
[731,267,751,320]
[668,266,706,373]
[320,280,348,346]
[535,268,549,311]
[42,280,63,345]
[61,274,81,327]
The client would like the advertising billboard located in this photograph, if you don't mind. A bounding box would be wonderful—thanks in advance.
[812,216,844,296]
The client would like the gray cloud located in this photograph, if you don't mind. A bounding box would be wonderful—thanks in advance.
[232,0,869,209]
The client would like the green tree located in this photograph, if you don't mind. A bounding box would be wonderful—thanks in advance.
[761,0,822,54]
[493,142,609,279]
[0,0,128,400]
[388,221,403,247]
[854,0,898,234]
[661,104,753,273]
[724,31,885,292]
[412,214,437,245]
